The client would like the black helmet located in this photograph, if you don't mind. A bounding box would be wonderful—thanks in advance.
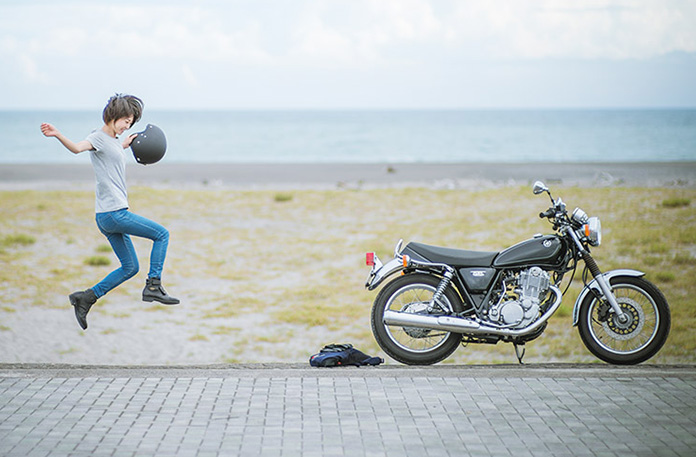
[131,124,167,165]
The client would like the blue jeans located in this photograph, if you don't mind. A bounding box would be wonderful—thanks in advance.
[92,209,169,298]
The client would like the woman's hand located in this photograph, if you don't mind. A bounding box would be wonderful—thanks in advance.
[40,123,60,138]
[122,133,138,149]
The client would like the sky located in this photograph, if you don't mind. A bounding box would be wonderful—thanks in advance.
[1,0,695,110]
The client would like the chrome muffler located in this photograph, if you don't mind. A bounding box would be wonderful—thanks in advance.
[383,286,562,338]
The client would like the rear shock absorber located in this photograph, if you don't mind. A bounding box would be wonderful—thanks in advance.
[430,268,454,313]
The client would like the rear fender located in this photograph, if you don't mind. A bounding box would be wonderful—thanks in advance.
[572,269,645,326]
[365,257,404,291]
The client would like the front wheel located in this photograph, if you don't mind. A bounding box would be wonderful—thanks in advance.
[371,273,464,365]
[578,276,670,365]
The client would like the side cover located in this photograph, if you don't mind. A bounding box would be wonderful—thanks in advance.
[459,267,497,293]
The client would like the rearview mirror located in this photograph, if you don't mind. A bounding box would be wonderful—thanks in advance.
[533,181,549,195]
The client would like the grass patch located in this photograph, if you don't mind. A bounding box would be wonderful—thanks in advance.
[96,244,112,253]
[655,272,677,283]
[673,254,696,265]
[554,302,573,318]
[212,325,241,335]
[646,242,670,254]
[274,193,293,203]
[106,311,132,318]
[203,304,242,319]
[84,256,111,266]
[2,234,36,247]
[642,256,662,267]
[662,197,691,208]
[189,334,210,342]
[257,330,295,343]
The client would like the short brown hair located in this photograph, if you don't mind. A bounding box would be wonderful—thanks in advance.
[102,94,144,125]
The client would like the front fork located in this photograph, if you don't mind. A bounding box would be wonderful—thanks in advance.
[567,228,628,323]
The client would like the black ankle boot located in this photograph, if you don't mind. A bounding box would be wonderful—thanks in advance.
[143,278,180,305]
[68,289,97,330]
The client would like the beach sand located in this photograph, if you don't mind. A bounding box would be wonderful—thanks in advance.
[1,162,695,366]
[2,161,696,190]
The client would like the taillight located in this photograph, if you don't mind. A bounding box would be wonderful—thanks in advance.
[366,252,375,266]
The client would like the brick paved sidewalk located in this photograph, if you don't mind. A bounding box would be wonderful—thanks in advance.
[1,364,695,456]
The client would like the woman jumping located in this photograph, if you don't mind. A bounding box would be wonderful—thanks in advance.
[41,94,179,330]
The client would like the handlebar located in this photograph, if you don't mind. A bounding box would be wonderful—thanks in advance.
[539,208,555,219]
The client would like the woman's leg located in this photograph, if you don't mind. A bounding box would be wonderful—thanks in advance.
[109,210,169,279]
[70,212,140,329]
[92,209,177,304]
[109,210,179,304]
[92,217,140,298]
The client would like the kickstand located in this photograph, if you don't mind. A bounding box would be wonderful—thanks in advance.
[514,344,526,365]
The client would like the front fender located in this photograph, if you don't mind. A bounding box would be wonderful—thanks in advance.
[365,257,404,291]
[572,269,645,326]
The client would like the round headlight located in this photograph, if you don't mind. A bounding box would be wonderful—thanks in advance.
[586,217,601,246]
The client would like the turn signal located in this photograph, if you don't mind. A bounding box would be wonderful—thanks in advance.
[402,255,410,267]
[366,252,375,266]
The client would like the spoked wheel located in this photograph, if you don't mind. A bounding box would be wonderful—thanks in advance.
[578,276,670,365]
[371,273,464,365]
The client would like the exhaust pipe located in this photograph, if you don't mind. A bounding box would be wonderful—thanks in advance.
[383,286,562,338]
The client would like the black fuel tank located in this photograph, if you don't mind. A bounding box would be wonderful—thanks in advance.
[493,235,566,268]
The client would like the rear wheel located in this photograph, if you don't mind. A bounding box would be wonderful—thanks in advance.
[371,273,464,365]
[577,276,670,365]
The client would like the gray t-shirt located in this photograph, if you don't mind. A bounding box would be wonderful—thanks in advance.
[86,129,128,213]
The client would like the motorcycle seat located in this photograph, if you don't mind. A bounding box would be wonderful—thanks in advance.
[403,242,498,267]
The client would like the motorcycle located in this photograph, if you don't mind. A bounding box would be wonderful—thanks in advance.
[364,181,670,365]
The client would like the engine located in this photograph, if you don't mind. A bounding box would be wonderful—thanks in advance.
[488,267,550,329]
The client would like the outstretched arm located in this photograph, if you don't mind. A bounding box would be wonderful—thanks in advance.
[40,123,93,154]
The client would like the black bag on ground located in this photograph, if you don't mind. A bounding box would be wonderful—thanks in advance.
[309,343,383,367]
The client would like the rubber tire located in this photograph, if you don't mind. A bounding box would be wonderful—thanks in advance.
[577,276,670,365]
[371,273,464,365]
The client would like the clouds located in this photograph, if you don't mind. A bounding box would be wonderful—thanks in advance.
[0,0,695,109]
[488,1,696,59]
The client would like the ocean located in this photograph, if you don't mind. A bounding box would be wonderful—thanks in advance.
[2,109,695,164]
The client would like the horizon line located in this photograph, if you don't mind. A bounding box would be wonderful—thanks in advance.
[2,106,696,112]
